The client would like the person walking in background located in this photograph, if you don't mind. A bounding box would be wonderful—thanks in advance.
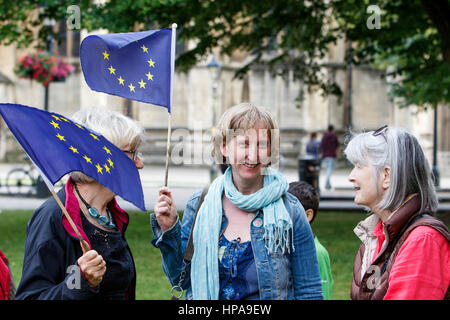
[320,125,339,190]
[306,132,321,159]
[345,125,449,300]
[288,181,333,300]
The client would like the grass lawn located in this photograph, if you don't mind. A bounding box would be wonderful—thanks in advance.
[1,209,448,300]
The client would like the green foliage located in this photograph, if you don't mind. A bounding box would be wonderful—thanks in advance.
[334,0,450,109]
[0,0,37,48]
[0,0,449,108]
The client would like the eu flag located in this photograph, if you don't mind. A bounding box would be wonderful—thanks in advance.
[0,103,146,211]
[80,29,173,112]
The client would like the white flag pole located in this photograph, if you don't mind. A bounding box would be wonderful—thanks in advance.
[164,23,177,187]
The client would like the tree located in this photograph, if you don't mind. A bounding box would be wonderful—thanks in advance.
[1,0,449,109]
[334,0,450,108]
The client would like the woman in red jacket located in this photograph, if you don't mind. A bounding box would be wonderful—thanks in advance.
[0,249,16,300]
[344,125,449,300]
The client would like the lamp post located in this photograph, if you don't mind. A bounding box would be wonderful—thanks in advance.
[43,18,56,112]
[207,55,222,182]
[345,40,353,133]
[432,106,440,187]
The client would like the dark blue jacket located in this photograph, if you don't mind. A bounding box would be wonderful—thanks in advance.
[15,179,136,300]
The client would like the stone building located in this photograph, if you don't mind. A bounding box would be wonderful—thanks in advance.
[0,25,449,177]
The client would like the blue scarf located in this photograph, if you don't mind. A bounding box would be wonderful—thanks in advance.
[191,166,292,300]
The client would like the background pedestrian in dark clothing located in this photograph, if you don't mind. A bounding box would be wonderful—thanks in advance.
[320,125,339,190]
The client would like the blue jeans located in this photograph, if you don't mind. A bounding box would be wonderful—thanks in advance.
[322,157,336,190]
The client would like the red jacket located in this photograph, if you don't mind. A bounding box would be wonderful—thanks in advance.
[320,132,338,158]
[351,195,450,300]
[372,221,449,299]
[0,249,12,300]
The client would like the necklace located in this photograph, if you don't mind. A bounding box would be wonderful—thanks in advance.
[73,183,117,230]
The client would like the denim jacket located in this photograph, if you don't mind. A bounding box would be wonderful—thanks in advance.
[151,189,323,300]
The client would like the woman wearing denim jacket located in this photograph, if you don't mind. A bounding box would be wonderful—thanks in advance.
[151,103,323,300]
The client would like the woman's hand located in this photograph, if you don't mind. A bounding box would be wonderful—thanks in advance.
[78,241,106,288]
[154,187,178,233]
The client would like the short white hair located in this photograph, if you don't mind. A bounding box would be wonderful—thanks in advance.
[344,126,438,214]
[69,107,145,183]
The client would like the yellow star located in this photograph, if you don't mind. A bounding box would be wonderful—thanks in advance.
[147,59,155,67]
[108,65,116,75]
[83,155,92,164]
[56,133,66,141]
[51,115,61,121]
[146,72,154,81]
[69,146,78,154]
[128,83,135,92]
[138,79,146,89]
[103,146,112,155]
[96,163,103,174]
[60,117,70,122]
[102,51,109,60]
[90,133,100,140]
[104,164,111,174]
[117,76,125,85]
[107,158,114,168]
[141,45,148,53]
[50,120,60,129]
[75,123,84,130]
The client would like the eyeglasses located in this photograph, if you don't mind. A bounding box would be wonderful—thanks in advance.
[122,149,141,161]
[372,125,388,142]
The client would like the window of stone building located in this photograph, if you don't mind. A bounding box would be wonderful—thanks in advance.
[56,20,80,58]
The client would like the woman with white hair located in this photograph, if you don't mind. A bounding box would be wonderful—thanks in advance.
[16,107,145,300]
[151,102,323,300]
[344,125,449,300]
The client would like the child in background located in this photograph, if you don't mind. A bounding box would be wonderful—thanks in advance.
[288,181,333,299]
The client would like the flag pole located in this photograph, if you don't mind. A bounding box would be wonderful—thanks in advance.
[31,159,90,252]
[51,190,91,252]
[164,113,172,187]
[51,190,90,252]
[164,23,177,187]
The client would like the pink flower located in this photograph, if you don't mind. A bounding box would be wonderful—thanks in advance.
[16,53,75,85]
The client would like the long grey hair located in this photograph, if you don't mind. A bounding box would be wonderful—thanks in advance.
[344,126,438,214]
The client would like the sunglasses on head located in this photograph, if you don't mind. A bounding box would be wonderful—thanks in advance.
[372,125,388,141]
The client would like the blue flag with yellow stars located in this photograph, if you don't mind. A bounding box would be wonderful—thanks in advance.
[80,29,173,112]
[0,103,146,211]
